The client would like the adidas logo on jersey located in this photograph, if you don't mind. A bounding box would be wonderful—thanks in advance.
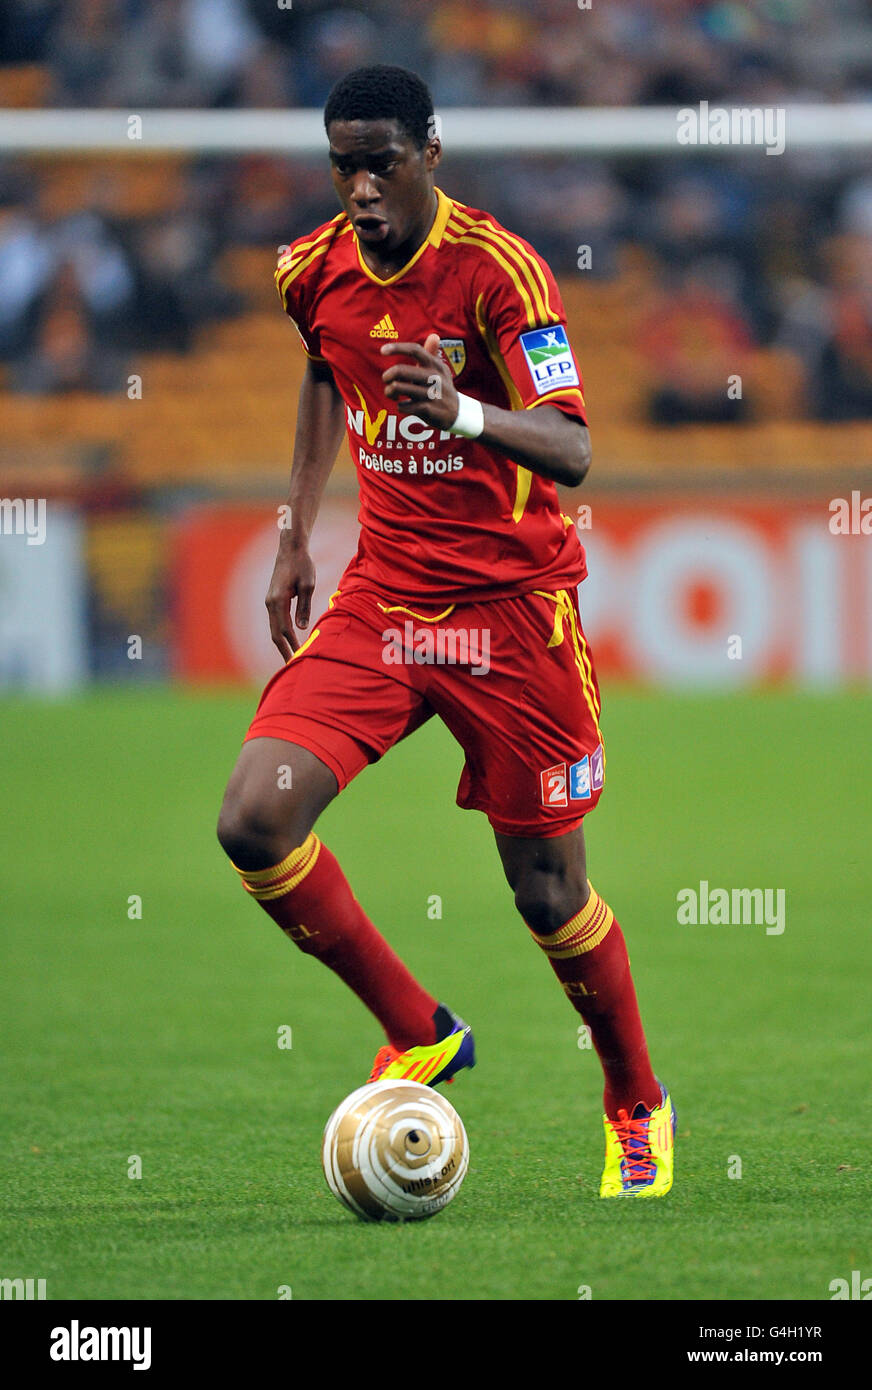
[370,314,399,339]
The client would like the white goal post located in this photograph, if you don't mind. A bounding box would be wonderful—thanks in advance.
[1,104,870,154]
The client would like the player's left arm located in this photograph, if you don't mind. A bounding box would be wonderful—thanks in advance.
[381,334,590,487]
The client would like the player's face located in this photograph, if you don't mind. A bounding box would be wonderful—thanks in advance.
[327,119,441,254]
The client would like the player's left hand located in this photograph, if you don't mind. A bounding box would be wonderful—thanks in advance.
[380,332,459,428]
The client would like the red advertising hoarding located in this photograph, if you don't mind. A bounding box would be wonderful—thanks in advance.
[172,497,870,686]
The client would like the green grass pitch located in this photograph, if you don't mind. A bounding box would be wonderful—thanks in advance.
[1,687,869,1301]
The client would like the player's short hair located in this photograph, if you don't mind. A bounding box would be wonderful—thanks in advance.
[324,65,435,149]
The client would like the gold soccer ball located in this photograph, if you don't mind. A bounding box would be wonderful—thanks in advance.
[322,1079,469,1222]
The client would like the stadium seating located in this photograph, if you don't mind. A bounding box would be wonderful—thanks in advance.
[0,246,860,496]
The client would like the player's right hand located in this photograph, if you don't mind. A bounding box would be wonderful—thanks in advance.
[265,539,316,661]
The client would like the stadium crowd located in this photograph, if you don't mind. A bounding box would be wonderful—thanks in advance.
[0,0,870,419]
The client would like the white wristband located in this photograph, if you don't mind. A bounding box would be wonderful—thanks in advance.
[449,392,485,439]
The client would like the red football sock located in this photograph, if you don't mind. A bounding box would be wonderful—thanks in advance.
[233,834,437,1051]
[528,884,660,1118]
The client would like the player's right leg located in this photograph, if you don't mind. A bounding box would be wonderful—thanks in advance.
[217,735,442,1053]
[217,735,339,871]
[215,587,475,1079]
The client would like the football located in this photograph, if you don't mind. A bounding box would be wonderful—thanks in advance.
[322,1079,469,1222]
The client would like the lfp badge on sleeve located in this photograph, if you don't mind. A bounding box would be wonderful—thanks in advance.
[520,325,580,396]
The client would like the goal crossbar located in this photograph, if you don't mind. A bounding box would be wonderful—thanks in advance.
[1,104,870,154]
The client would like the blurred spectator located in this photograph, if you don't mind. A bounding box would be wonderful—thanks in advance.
[103,0,212,109]
[0,201,51,358]
[498,159,631,278]
[647,172,751,273]
[638,260,754,423]
[11,264,127,393]
[235,46,298,109]
[0,0,870,416]
[817,234,872,419]
[47,0,266,107]
[0,0,55,64]
[0,188,134,360]
[294,10,380,107]
[229,159,331,245]
[179,0,265,105]
[129,208,241,351]
[0,0,859,112]
[427,1,538,106]
[46,0,125,106]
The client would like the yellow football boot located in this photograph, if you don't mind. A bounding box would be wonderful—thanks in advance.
[600,1082,676,1198]
[367,1007,475,1088]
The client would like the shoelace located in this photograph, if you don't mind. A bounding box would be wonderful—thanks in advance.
[367,1044,399,1083]
[612,1108,657,1183]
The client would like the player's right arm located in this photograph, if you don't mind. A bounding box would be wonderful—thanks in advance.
[265,357,346,660]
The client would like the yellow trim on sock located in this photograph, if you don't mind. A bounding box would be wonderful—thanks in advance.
[528,884,614,959]
[231,833,317,883]
[528,881,598,946]
[233,833,321,901]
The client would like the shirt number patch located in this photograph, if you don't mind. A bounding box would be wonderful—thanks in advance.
[520,324,579,396]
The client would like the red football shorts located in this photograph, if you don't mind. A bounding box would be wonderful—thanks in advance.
[245,584,605,838]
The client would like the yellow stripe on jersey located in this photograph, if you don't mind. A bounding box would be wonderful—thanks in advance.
[446,226,536,326]
[474,293,524,407]
[428,188,454,248]
[276,214,345,274]
[533,588,602,736]
[446,217,545,320]
[526,387,586,411]
[275,222,352,305]
[276,220,354,287]
[513,468,533,523]
[276,241,330,304]
[448,207,556,323]
[578,625,601,719]
[276,218,341,284]
[474,291,532,524]
[497,227,558,323]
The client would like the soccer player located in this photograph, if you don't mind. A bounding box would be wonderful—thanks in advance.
[217,65,675,1198]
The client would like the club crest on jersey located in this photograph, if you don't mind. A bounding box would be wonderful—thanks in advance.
[439,338,467,377]
[370,314,399,339]
[520,324,579,396]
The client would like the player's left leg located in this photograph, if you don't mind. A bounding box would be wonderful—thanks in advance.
[221,586,476,1085]
[494,824,659,1117]
[494,824,676,1198]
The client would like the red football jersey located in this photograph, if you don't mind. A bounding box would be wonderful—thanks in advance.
[276,186,589,602]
